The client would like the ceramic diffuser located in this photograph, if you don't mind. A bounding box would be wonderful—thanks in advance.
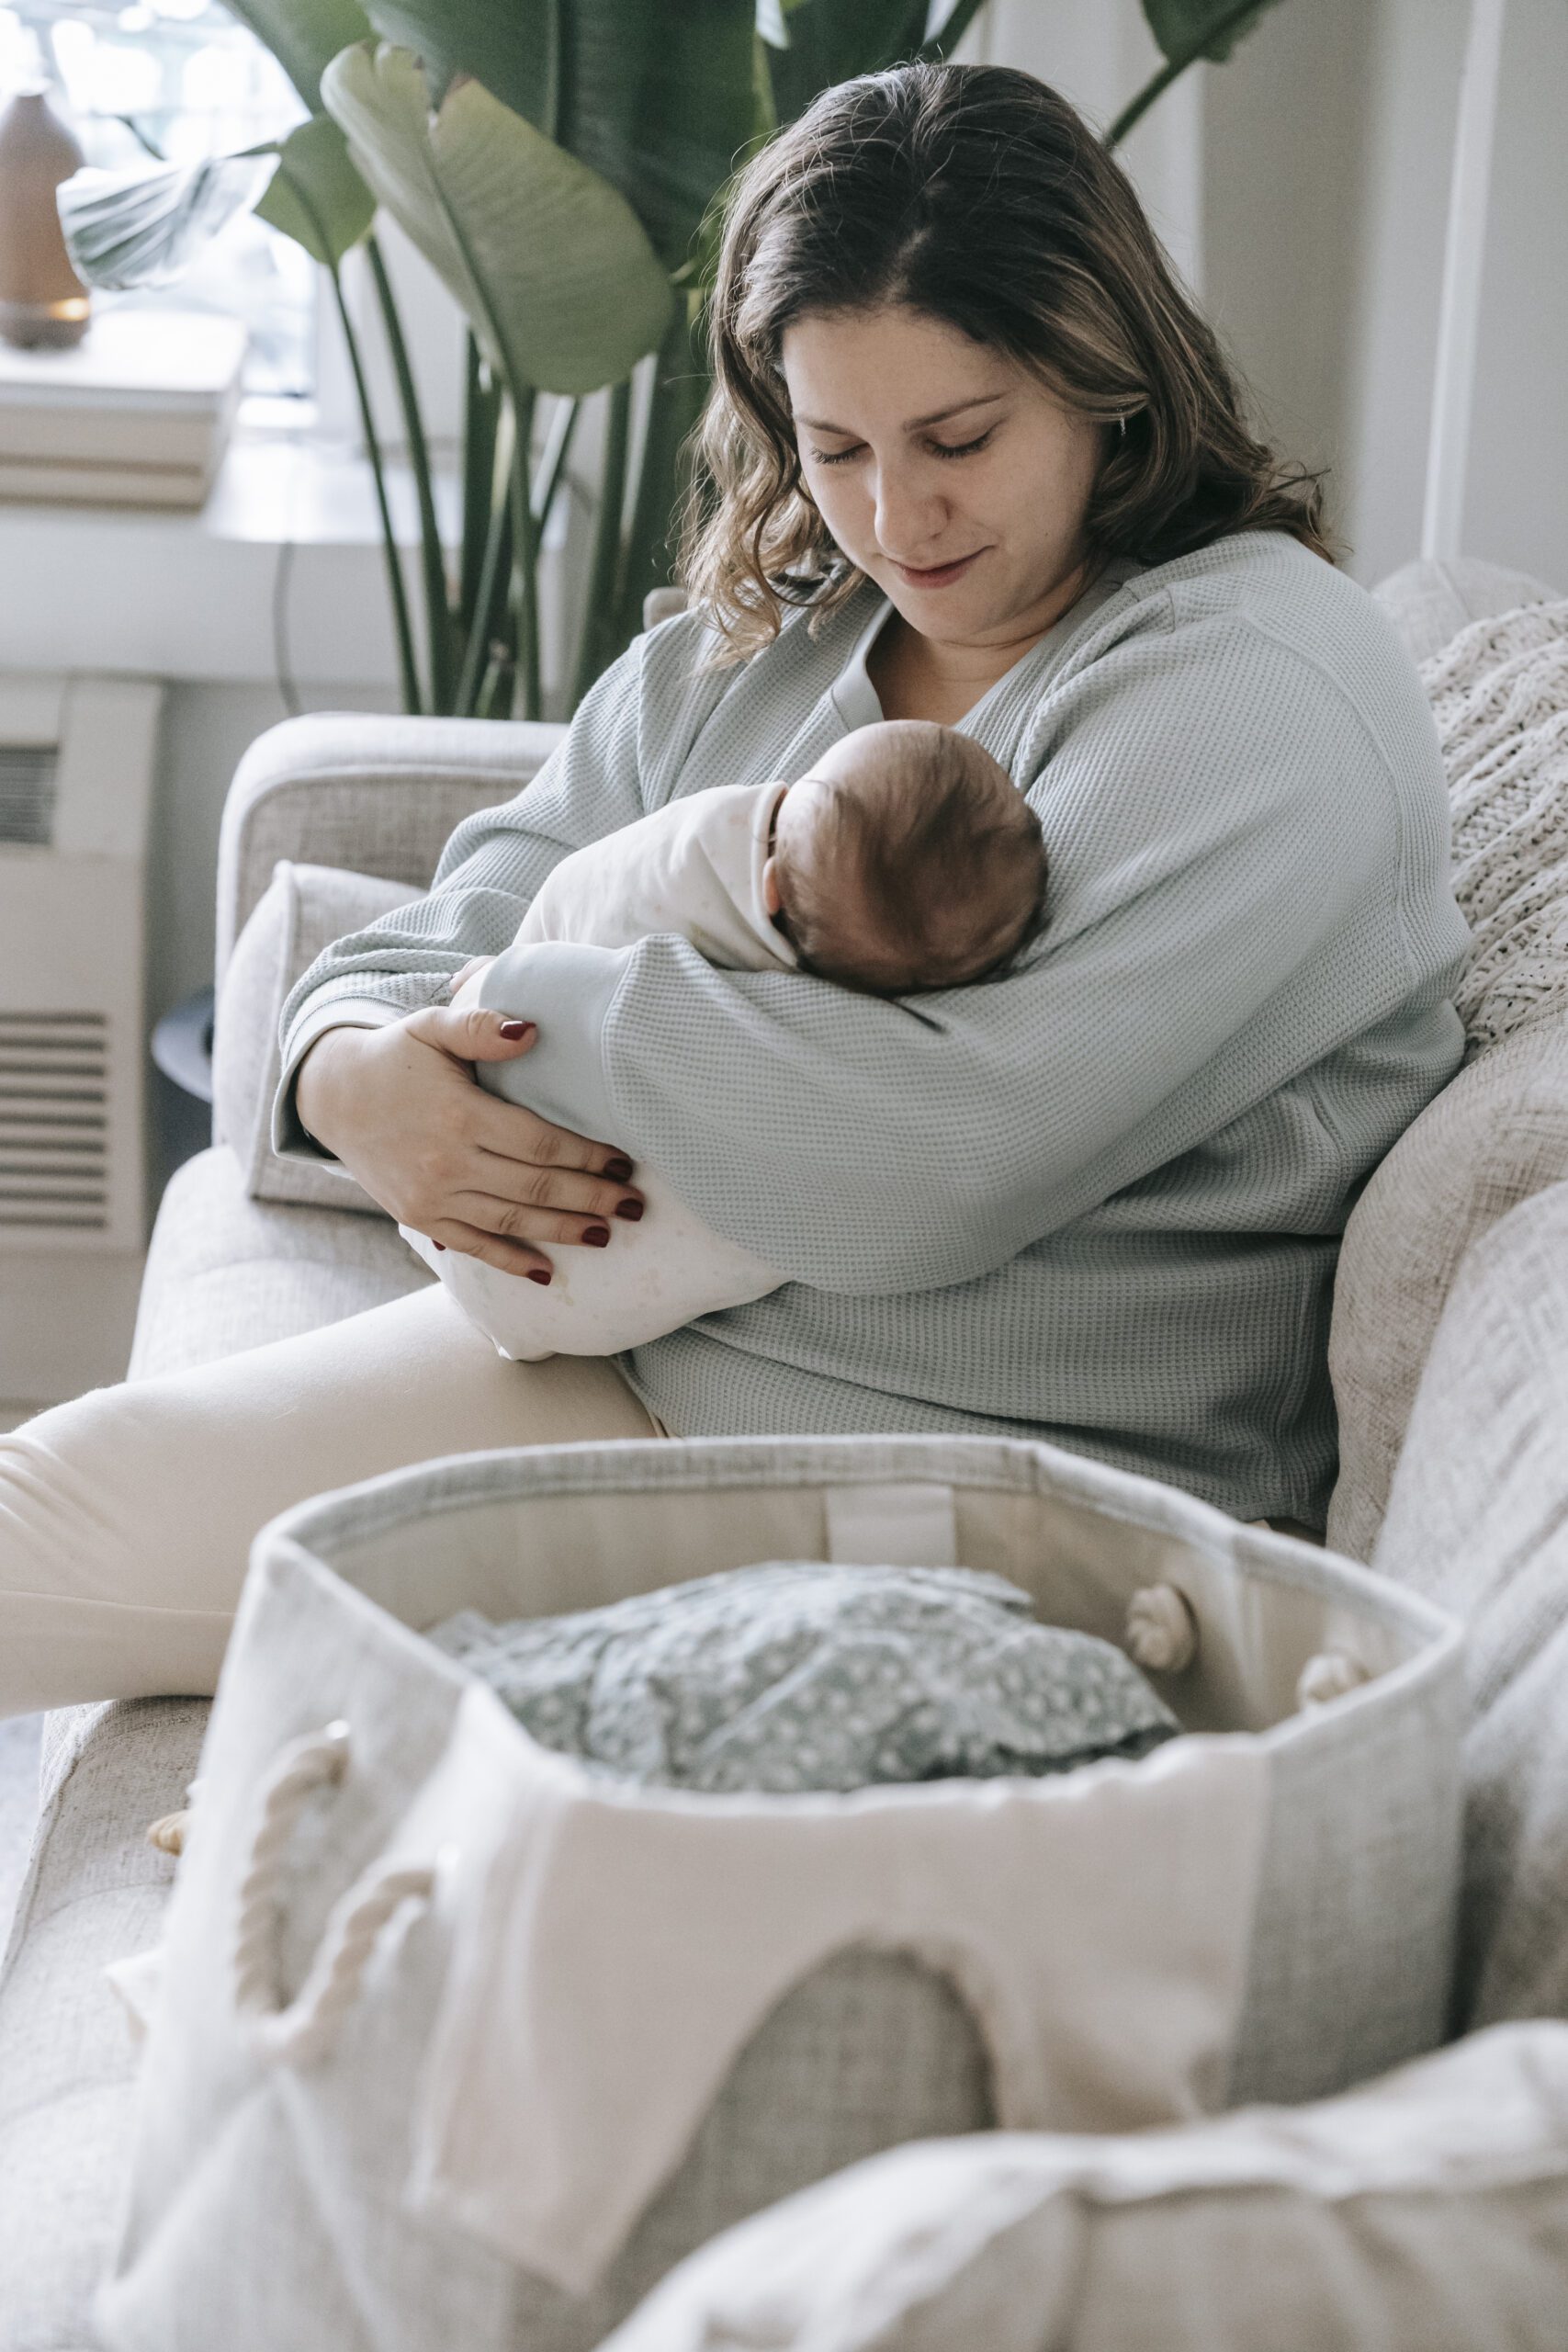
[0,85,89,349]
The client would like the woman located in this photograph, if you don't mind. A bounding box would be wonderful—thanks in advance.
[0,63,1467,1713]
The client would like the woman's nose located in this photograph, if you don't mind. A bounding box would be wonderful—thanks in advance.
[871,462,946,560]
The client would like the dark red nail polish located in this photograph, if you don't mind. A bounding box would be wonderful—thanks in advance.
[526,1268,551,1285]
[584,1224,611,1248]
[433,1241,446,1251]
[615,1198,644,1221]
[498,1019,531,1040]
[604,1154,634,1182]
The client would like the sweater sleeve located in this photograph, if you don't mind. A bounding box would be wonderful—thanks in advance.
[276,632,651,1074]
[501,616,1423,1295]
[271,634,653,1153]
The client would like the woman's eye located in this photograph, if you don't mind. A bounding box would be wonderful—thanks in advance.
[807,424,997,467]
[929,428,996,460]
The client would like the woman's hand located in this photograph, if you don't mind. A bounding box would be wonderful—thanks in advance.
[294,1009,643,1280]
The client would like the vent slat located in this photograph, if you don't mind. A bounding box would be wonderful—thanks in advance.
[0,1137,107,1156]
[0,1213,107,1228]
[0,1008,118,1234]
[0,1096,106,1112]
[1,1162,108,1181]
[0,1176,107,1196]
[0,1041,107,1057]
[0,746,58,847]
[0,1128,107,1148]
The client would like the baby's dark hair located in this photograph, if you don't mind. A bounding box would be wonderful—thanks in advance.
[777,722,1047,994]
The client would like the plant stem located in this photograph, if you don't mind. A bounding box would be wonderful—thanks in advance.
[508,387,542,720]
[531,394,581,530]
[366,232,453,712]
[1106,0,1272,147]
[325,257,422,716]
[570,378,632,712]
[457,400,514,717]
[458,334,499,632]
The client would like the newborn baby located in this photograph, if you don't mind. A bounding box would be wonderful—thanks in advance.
[402,719,1045,1358]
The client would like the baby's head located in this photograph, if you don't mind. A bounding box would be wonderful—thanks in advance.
[764,721,1046,994]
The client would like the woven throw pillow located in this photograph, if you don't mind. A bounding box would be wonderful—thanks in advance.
[1420,599,1568,1051]
[212,859,412,1215]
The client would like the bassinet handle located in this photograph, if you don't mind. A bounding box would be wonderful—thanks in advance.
[232,1721,435,2068]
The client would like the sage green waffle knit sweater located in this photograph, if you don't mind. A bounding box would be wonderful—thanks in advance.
[279,532,1470,1525]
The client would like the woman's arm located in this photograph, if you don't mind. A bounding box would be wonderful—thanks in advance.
[485,621,1449,1296]
[276,630,657,1095]
[272,633,665,1270]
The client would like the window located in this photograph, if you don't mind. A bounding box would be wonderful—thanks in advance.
[3,2,315,394]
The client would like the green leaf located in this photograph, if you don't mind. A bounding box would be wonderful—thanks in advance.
[761,0,928,122]
[358,0,757,272]
[220,0,376,111]
[321,42,673,395]
[1140,0,1285,67]
[254,114,375,264]
[58,151,274,289]
[355,0,547,119]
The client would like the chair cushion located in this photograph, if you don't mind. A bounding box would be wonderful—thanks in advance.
[0,1699,208,2352]
[129,1144,430,1384]
[598,2020,1568,2352]
[1326,1011,1568,1560]
[213,859,413,1216]
[1373,1180,1568,2028]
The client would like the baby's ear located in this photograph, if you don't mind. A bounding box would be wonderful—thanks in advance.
[761,855,784,917]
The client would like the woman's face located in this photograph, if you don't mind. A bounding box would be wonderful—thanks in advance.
[780,304,1105,650]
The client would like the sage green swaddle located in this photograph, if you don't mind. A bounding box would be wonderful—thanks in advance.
[428,1561,1178,1793]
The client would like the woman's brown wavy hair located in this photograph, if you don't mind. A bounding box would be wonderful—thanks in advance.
[682,60,1339,660]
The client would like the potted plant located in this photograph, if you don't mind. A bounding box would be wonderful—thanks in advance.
[58,0,1284,718]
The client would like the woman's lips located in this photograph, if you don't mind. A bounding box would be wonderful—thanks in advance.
[889,547,987,590]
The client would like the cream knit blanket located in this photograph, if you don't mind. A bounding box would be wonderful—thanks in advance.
[1420,599,1568,1051]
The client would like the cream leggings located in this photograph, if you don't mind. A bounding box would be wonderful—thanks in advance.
[0,1284,660,1716]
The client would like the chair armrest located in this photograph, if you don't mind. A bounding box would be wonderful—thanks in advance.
[214,711,567,986]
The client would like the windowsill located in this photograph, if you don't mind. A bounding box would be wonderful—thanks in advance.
[0,407,463,689]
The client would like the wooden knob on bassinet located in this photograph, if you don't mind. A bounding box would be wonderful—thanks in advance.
[1123,1583,1199,1674]
[1296,1650,1370,1709]
[144,1773,203,1858]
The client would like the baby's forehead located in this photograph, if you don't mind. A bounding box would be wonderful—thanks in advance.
[800,725,1005,805]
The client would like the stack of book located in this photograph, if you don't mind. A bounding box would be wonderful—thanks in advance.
[0,307,246,509]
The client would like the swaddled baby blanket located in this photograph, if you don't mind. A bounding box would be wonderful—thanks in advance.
[428,1560,1179,1793]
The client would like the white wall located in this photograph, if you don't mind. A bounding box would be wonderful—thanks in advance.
[986,0,1568,594]
[1450,0,1568,586]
